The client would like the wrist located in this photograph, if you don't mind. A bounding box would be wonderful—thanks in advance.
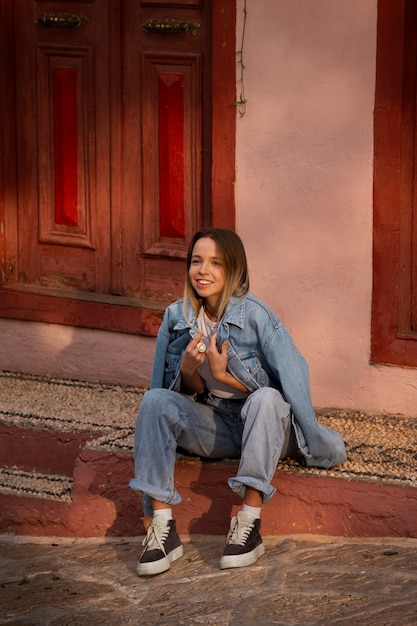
[181,365,201,383]
[214,371,230,385]
[181,369,204,393]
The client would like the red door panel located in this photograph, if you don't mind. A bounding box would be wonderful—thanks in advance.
[13,0,111,292]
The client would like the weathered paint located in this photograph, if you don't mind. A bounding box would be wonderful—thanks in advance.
[1,450,416,538]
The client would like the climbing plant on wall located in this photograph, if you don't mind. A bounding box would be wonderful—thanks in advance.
[234,0,247,116]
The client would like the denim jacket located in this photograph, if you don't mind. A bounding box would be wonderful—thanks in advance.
[151,292,347,469]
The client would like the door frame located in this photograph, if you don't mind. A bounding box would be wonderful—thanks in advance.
[372,0,417,366]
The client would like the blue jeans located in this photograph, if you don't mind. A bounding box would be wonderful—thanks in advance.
[129,387,296,516]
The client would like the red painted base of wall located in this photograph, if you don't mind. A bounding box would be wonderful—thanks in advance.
[1,450,416,539]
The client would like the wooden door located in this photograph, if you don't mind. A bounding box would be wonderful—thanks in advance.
[372,0,417,366]
[0,0,236,335]
[117,0,208,303]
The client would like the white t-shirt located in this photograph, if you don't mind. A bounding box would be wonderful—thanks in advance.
[196,307,249,400]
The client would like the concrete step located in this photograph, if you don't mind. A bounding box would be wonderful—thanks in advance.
[0,466,73,501]
[1,370,417,539]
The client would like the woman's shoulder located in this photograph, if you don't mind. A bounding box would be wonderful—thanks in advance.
[162,298,196,330]
[165,297,184,314]
[225,292,285,333]
[244,292,284,325]
[163,298,185,323]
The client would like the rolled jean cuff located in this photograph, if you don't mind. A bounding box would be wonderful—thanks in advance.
[128,478,182,509]
[228,476,276,504]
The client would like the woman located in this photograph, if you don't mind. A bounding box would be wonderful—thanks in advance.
[129,228,346,576]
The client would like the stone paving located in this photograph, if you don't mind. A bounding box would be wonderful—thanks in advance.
[1,533,417,625]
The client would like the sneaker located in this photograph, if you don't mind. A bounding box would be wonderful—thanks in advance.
[220,511,265,569]
[137,517,183,576]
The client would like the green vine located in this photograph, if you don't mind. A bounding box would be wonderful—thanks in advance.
[234,0,247,117]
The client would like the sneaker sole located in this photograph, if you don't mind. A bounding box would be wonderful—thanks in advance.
[219,542,265,570]
[137,544,184,577]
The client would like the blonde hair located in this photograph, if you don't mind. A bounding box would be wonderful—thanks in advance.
[183,228,249,320]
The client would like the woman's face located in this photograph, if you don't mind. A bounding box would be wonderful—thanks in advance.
[189,237,226,308]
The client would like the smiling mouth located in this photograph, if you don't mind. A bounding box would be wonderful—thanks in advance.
[196,279,212,285]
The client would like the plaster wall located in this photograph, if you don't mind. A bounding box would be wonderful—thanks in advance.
[1,0,416,416]
[0,318,155,388]
[235,0,417,416]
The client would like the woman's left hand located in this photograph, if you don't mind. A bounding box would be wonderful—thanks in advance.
[206,333,228,382]
[207,333,249,393]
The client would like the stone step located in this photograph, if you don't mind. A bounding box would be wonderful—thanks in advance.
[0,422,97,476]
[2,448,417,538]
[1,370,417,539]
[0,467,73,501]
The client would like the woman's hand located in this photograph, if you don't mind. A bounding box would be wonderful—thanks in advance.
[181,332,206,377]
[180,332,206,393]
[207,333,249,393]
[206,332,228,381]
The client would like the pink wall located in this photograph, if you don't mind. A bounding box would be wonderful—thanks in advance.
[0,318,155,387]
[235,0,417,416]
[0,0,416,416]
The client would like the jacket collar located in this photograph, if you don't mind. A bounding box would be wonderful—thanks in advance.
[174,294,247,331]
[222,295,246,328]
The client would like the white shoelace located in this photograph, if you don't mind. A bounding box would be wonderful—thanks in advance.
[227,513,255,546]
[142,518,170,554]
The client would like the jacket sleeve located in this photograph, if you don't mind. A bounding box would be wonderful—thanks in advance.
[150,306,185,392]
[150,310,170,389]
[263,325,315,422]
[263,324,347,467]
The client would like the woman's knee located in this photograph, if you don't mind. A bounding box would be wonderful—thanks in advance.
[139,387,177,412]
[136,388,179,428]
[244,387,291,417]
